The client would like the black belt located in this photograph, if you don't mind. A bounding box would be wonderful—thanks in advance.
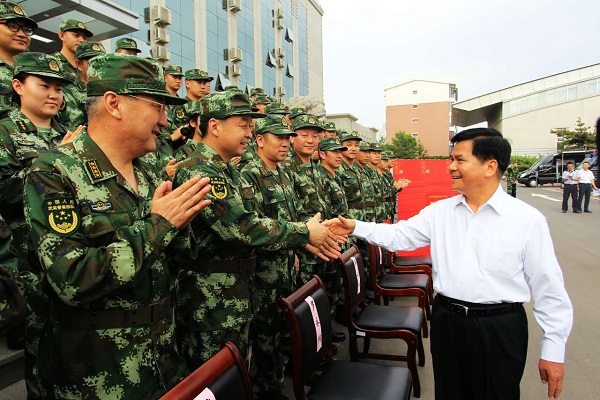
[52,296,172,329]
[205,256,256,274]
[436,294,521,318]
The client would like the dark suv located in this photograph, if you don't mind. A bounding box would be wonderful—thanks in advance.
[518,150,596,187]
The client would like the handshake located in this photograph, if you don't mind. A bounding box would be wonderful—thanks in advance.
[305,214,359,261]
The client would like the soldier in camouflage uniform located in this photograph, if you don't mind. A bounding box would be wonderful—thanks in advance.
[323,121,338,138]
[356,140,378,222]
[164,64,187,137]
[185,68,213,101]
[282,114,330,285]
[253,94,270,114]
[379,151,398,221]
[317,137,349,330]
[174,100,203,162]
[53,20,92,131]
[0,52,76,399]
[74,41,105,91]
[505,162,519,197]
[0,2,37,112]
[23,54,212,400]
[172,91,339,370]
[240,115,301,399]
[368,142,388,223]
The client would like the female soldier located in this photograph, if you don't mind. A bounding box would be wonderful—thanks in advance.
[0,51,77,399]
[174,100,203,162]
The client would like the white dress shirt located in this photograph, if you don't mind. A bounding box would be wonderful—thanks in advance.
[575,169,595,184]
[562,170,578,185]
[353,185,573,362]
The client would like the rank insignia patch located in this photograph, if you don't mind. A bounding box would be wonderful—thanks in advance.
[176,108,185,119]
[44,197,79,236]
[210,177,227,200]
[90,201,112,212]
[86,160,104,180]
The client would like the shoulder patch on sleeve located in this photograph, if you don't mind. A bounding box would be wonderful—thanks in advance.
[43,196,80,236]
[210,177,228,199]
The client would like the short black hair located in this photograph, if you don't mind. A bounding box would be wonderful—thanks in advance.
[451,128,511,175]
[566,161,574,165]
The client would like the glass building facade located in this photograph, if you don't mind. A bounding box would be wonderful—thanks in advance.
[109,0,321,100]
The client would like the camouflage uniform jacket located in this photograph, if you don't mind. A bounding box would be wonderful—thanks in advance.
[381,170,397,221]
[174,139,198,162]
[357,163,377,222]
[164,102,188,135]
[0,109,66,260]
[317,164,348,218]
[239,137,257,170]
[0,58,15,112]
[338,160,366,220]
[281,152,328,220]
[53,52,80,82]
[172,143,310,333]
[56,83,87,132]
[240,156,301,290]
[23,130,187,398]
[505,165,520,185]
[139,133,175,181]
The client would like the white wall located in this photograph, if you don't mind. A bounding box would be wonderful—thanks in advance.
[306,0,324,101]
[497,96,600,155]
[385,80,452,106]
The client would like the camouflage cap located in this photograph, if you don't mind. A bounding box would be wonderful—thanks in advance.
[201,90,266,122]
[253,95,271,105]
[13,52,72,85]
[75,42,106,60]
[185,100,205,119]
[359,141,372,151]
[289,107,307,119]
[370,142,383,152]
[185,69,213,81]
[115,38,141,53]
[224,85,242,92]
[255,115,297,136]
[381,151,393,160]
[291,114,323,132]
[265,102,289,115]
[318,137,347,152]
[323,121,337,132]
[339,129,362,143]
[59,19,93,37]
[86,54,186,105]
[164,64,183,76]
[0,2,37,29]
[250,87,264,96]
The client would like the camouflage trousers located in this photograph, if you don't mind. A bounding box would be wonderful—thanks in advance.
[177,324,250,371]
[249,287,292,397]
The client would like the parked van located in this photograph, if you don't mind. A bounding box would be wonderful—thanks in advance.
[518,150,596,187]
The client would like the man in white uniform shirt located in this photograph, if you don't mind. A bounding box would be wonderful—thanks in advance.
[561,161,580,213]
[324,128,573,400]
[575,161,597,213]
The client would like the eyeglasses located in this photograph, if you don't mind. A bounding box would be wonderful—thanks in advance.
[0,21,34,36]
[127,95,166,114]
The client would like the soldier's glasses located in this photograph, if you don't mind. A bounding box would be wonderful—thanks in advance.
[0,21,34,36]
[127,95,166,114]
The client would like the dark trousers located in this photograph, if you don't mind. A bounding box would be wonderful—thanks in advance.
[430,296,528,400]
[562,184,579,211]
[578,183,592,211]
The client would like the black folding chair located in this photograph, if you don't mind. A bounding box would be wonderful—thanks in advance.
[338,245,425,398]
[279,276,412,400]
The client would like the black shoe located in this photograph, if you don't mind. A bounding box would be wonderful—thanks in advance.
[574,210,582,213]
[331,330,346,343]
[562,210,567,213]
[584,210,592,213]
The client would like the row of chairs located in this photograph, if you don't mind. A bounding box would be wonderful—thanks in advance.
[162,244,434,400]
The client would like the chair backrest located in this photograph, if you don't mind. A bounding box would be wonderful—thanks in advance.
[279,276,332,397]
[160,341,252,400]
[337,245,367,312]
[368,243,387,282]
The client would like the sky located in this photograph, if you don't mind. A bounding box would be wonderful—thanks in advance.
[320,0,600,130]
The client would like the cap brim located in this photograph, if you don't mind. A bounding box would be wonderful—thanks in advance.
[29,71,73,85]
[63,28,93,37]
[269,127,297,136]
[132,90,187,105]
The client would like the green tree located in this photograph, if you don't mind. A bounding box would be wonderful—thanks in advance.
[381,131,428,159]
[550,117,596,150]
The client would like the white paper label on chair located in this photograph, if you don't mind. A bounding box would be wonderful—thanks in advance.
[350,256,360,294]
[304,296,322,352]
[357,330,366,337]
[378,247,383,264]
[194,387,216,400]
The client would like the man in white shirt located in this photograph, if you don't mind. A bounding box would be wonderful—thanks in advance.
[324,128,573,400]
[561,161,580,213]
[575,161,597,213]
